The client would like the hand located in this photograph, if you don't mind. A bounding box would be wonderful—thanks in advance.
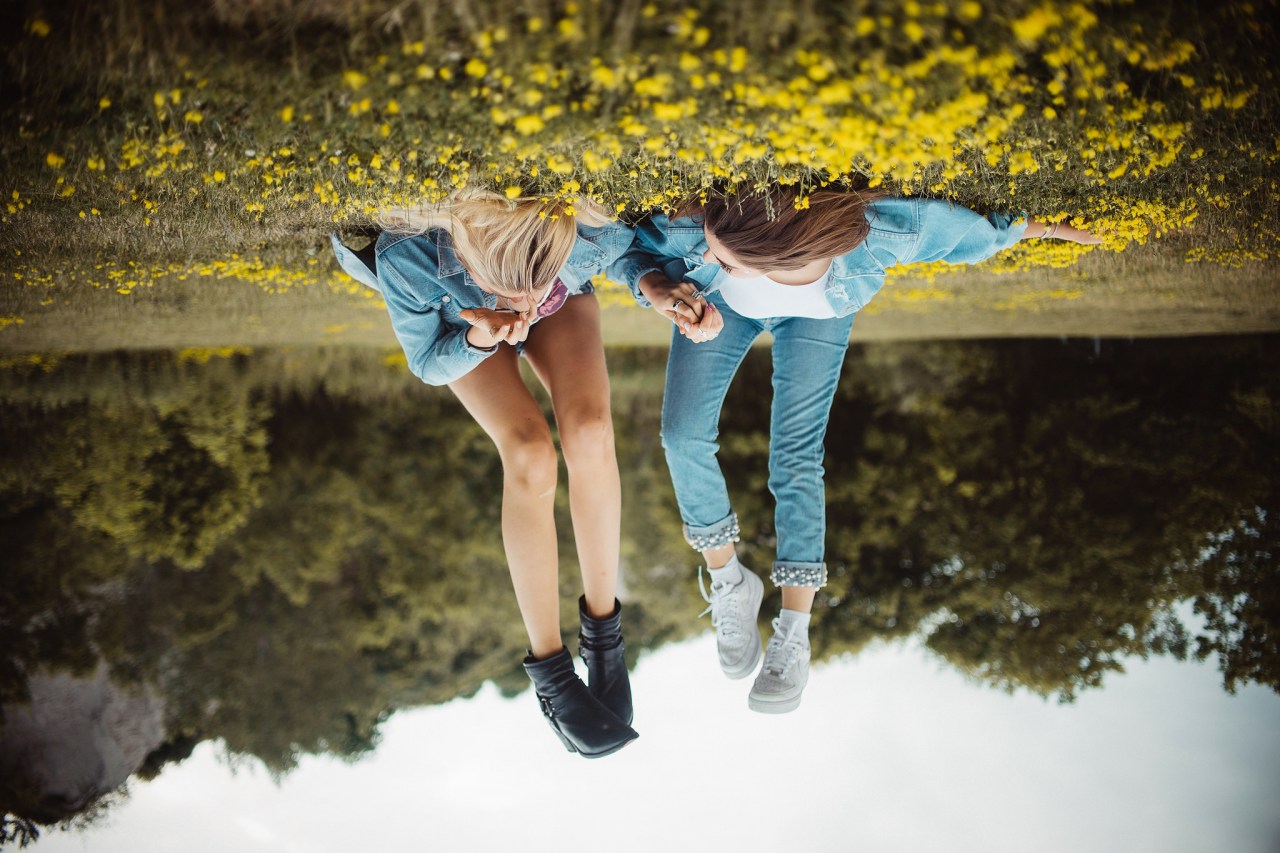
[678,298,724,344]
[638,273,723,343]
[1032,218,1103,245]
[460,307,530,348]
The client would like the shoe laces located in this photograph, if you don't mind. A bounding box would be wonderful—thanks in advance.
[762,618,807,677]
[697,565,747,640]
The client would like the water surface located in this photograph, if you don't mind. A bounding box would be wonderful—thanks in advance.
[1,338,1277,851]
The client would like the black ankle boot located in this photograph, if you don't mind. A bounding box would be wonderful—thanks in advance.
[578,597,635,727]
[523,646,637,759]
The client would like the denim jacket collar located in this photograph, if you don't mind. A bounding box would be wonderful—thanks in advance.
[433,228,468,279]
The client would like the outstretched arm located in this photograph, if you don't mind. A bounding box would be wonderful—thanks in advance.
[1023,218,1101,244]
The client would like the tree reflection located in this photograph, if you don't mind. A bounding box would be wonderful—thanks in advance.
[0,338,1276,833]
[721,337,1279,700]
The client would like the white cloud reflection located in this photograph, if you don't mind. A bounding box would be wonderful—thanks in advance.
[35,634,1280,853]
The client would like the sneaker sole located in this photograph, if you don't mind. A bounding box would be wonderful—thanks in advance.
[747,692,803,714]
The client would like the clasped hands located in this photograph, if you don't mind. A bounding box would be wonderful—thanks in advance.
[460,307,530,348]
[637,272,723,344]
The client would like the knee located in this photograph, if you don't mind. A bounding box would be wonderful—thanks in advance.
[661,410,715,455]
[497,426,558,491]
[559,407,615,464]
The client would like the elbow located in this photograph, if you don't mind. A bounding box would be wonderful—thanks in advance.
[408,354,456,387]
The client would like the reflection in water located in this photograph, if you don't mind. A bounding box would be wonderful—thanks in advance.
[1,339,1277,842]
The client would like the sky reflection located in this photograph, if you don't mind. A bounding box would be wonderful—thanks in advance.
[33,628,1280,853]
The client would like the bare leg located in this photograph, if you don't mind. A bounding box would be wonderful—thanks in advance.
[448,346,563,658]
[523,293,621,620]
[702,543,736,569]
[781,586,817,613]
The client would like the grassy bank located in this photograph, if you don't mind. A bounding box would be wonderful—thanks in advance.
[1,0,1278,351]
[1,242,1276,355]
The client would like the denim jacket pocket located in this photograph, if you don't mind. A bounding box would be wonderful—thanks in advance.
[428,291,469,321]
[828,273,886,314]
[565,238,608,273]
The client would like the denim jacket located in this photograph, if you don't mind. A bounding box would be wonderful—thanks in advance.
[331,221,634,385]
[613,197,1028,317]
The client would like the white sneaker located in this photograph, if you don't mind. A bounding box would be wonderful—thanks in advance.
[698,563,764,679]
[748,617,810,714]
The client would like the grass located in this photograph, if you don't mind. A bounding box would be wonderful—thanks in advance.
[2,242,1274,355]
[1,0,1278,352]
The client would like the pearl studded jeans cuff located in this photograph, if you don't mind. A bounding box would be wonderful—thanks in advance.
[683,513,741,552]
[772,561,827,588]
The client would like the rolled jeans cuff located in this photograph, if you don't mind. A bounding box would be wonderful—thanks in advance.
[683,513,740,552]
[772,561,827,588]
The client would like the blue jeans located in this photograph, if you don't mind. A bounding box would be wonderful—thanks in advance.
[660,292,854,588]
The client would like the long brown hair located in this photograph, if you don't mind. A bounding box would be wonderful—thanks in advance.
[678,183,882,271]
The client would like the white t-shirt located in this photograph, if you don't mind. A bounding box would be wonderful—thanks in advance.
[718,266,837,319]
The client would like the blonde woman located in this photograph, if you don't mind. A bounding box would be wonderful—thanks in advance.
[331,192,638,757]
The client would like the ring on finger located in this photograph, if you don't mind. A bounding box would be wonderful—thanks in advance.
[698,328,708,340]
[672,299,686,310]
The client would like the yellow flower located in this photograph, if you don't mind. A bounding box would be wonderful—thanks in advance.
[591,65,618,89]
[29,19,51,37]
[343,70,368,90]
[514,114,545,135]
[184,110,203,123]
[46,152,65,168]
[1011,7,1062,44]
[465,58,489,78]
[279,105,294,122]
[505,186,522,199]
[634,75,672,98]
[98,97,111,110]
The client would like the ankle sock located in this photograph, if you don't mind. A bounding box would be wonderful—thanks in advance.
[777,608,811,642]
[708,554,744,586]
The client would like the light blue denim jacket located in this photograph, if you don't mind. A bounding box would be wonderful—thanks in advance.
[613,197,1028,316]
[331,222,634,385]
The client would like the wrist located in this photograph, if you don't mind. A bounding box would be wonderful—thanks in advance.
[638,271,674,302]
[466,325,493,348]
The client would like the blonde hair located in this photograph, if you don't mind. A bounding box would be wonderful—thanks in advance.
[379,190,611,296]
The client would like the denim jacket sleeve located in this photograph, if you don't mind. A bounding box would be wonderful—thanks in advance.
[864,198,1028,268]
[376,232,496,386]
[577,219,637,294]
[611,213,708,307]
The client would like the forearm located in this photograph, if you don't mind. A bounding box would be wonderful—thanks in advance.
[1023,217,1097,243]
[637,270,678,305]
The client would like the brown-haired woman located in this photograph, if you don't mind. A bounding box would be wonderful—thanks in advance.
[614,184,1098,713]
